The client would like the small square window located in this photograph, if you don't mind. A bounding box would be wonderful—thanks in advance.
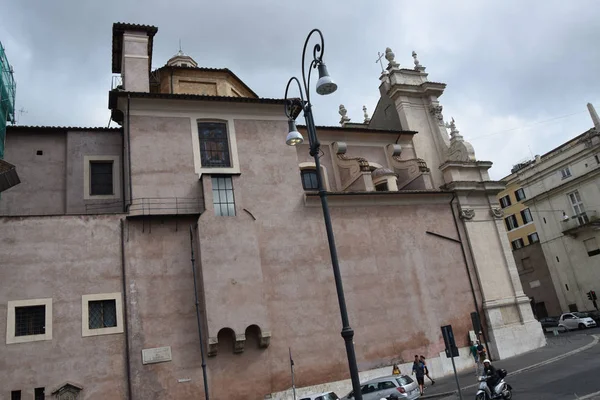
[301,169,319,191]
[560,167,572,179]
[595,154,599,164]
[528,232,540,244]
[82,293,124,337]
[34,388,44,400]
[514,188,526,201]
[199,122,231,168]
[584,237,600,257]
[375,182,388,192]
[6,299,52,344]
[212,176,236,216]
[15,305,45,336]
[90,161,114,195]
[521,208,533,224]
[499,195,512,209]
[511,238,525,250]
[89,300,117,329]
[504,214,519,231]
[11,390,21,400]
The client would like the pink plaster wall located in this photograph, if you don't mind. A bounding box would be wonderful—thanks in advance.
[197,119,477,398]
[0,215,127,399]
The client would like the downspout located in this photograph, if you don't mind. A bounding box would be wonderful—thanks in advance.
[126,94,132,211]
[120,219,133,399]
[449,193,492,360]
[121,127,126,212]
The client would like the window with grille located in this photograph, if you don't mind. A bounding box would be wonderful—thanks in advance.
[504,214,519,231]
[499,195,512,208]
[90,161,114,195]
[11,390,21,400]
[528,232,540,244]
[198,122,231,168]
[212,176,235,216]
[511,238,525,250]
[514,188,526,201]
[88,300,117,329]
[34,388,44,400]
[521,208,533,224]
[15,305,45,336]
[301,169,319,190]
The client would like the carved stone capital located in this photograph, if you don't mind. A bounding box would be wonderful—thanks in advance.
[460,208,475,220]
[429,104,444,125]
[490,207,504,219]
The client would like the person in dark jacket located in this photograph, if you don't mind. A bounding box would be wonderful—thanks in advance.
[412,355,425,395]
[483,359,499,394]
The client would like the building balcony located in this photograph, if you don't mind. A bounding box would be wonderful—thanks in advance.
[562,210,600,237]
[127,197,203,218]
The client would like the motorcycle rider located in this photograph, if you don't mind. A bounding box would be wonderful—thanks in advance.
[483,359,500,395]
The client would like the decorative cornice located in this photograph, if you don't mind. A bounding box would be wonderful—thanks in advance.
[459,208,475,220]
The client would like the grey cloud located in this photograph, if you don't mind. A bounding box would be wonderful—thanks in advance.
[1,0,599,179]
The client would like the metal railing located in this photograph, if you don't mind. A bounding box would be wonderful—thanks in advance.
[562,210,598,233]
[84,197,203,216]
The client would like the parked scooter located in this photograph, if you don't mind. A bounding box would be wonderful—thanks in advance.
[475,368,512,399]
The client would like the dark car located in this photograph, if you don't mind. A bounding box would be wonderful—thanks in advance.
[538,316,559,329]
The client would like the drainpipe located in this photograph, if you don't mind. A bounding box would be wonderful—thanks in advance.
[449,193,492,360]
[190,225,210,399]
[121,127,126,213]
[126,94,132,211]
[120,219,133,399]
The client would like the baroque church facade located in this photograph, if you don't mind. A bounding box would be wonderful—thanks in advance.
[0,23,544,399]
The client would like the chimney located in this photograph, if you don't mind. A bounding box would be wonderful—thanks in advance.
[112,23,158,93]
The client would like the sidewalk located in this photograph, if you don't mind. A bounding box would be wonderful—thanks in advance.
[420,332,596,399]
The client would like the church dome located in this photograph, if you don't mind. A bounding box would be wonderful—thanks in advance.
[167,49,198,68]
[371,167,397,179]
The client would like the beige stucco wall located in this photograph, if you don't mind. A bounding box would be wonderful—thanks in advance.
[0,215,127,398]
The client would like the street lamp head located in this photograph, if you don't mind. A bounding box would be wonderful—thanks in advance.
[286,119,304,146]
[316,63,337,95]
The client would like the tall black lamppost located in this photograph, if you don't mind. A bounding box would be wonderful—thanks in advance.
[284,29,363,400]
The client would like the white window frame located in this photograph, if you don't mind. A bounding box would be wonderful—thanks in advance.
[211,176,236,217]
[81,293,124,337]
[84,155,121,200]
[6,298,53,344]
[528,232,540,244]
[192,118,241,177]
[567,190,589,225]
[514,188,526,202]
[560,166,572,179]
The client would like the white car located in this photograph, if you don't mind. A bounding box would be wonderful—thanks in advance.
[299,392,339,400]
[558,312,597,330]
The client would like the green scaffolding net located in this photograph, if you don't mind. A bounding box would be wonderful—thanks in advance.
[1,41,16,160]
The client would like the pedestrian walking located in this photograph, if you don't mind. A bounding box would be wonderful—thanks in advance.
[470,340,479,375]
[476,340,487,376]
[419,355,435,385]
[411,355,425,395]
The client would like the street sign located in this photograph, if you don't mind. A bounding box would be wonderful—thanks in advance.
[441,325,459,358]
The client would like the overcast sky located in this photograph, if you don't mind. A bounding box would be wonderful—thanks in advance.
[1,0,599,179]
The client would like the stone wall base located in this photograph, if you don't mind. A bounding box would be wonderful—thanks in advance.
[487,319,547,360]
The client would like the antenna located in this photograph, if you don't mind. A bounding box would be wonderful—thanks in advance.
[15,107,28,124]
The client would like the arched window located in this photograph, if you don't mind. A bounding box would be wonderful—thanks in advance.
[301,169,319,190]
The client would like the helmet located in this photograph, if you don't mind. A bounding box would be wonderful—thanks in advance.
[388,394,400,400]
[483,359,491,364]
